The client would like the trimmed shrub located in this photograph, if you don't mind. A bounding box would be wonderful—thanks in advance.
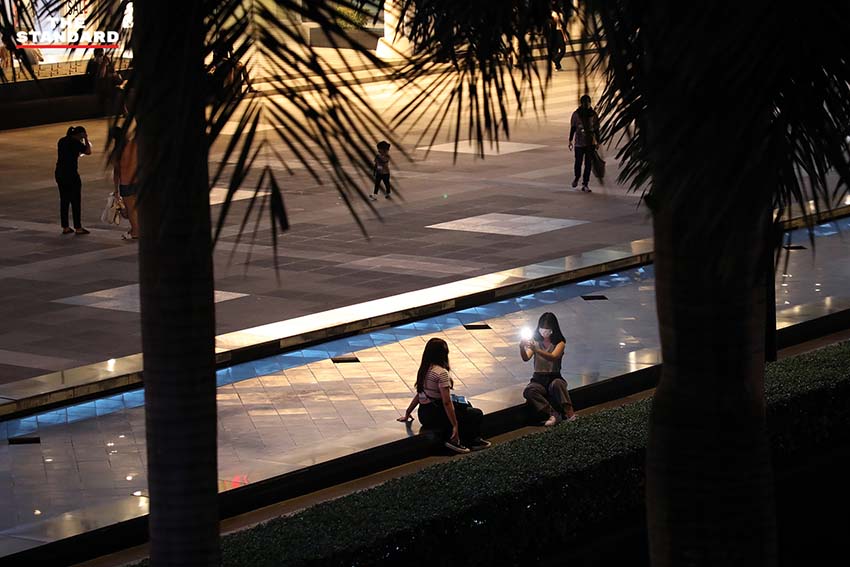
[765,340,850,460]
[220,399,651,566]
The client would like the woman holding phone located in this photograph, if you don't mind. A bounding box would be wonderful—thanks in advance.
[55,126,92,234]
[398,337,491,453]
[520,312,577,426]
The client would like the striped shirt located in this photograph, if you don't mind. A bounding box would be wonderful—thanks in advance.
[418,364,452,404]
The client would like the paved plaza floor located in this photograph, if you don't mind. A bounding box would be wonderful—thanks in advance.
[0,219,848,558]
[0,67,656,384]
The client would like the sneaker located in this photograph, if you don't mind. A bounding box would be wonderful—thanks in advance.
[385,193,391,199]
[468,437,491,451]
[74,228,90,235]
[368,194,378,201]
[444,438,471,454]
[543,414,559,427]
[62,227,74,234]
[571,177,579,188]
[581,185,591,193]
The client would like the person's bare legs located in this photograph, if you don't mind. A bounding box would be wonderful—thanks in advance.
[123,194,139,237]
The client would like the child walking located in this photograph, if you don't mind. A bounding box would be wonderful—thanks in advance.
[369,140,392,200]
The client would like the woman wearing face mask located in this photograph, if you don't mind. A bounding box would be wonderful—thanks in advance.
[520,312,577,426]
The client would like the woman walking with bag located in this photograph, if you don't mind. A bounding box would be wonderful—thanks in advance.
[569,94,601,192]
[398,337,491,453]
[521,312,577,426]
[111,126,140,240]
[55,126,92,234]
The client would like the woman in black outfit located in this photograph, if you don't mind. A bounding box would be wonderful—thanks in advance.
[55,126,92,234]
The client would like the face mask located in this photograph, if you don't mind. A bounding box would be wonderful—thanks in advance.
[538,328,553,338]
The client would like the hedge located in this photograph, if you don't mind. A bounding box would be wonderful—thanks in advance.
[137,340,850,566]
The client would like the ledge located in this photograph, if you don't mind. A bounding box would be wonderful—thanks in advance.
[1,206,848,421]
[0,239,653,421]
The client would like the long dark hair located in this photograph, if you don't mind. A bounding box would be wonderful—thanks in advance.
[533,312,566,346]
[415,338,450,393]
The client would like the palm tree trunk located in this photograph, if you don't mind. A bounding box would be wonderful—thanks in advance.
[134,1,220,564]
[647,205,777,566]
[642,6,779,564]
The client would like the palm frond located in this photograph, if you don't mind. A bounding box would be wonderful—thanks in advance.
[588,0,850,264]
[390,0,570,156]
[200,0,403,246]
[0,0,58,81]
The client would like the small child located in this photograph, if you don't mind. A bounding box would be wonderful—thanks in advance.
[369,140,392,200]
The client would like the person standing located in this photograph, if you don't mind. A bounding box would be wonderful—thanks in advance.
[86,48,119,114]
[520,312,577,426]
[549,6,567,71]
[55,126,92,234]
[369,140,392,200]
[111,126,140,240]
[569,94,601,192]
[85,48,105,82]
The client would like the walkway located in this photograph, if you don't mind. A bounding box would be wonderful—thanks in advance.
[0,64,644,383]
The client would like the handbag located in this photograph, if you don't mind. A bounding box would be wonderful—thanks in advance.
[450,393,473,409]
[100,193,123,225]
[591,148,606,180]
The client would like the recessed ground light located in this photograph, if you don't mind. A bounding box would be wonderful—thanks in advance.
[331,355,360,364]
[44,458,53,463]
[581,295,609,301]
[8,436,40,445]
[133,491,143,497]
[463,323,492,330]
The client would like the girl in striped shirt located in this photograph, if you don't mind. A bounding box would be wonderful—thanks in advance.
[398,338,490,453]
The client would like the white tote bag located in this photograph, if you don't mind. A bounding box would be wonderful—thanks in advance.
[100,193,123,225]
